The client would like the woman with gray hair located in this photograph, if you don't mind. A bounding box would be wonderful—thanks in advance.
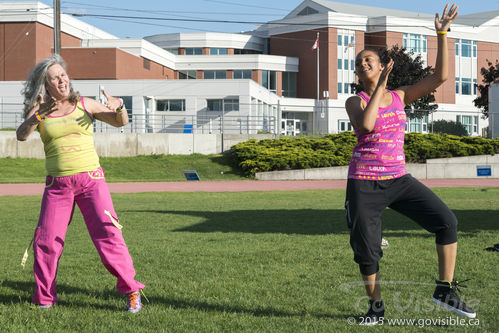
[17,54,144,313]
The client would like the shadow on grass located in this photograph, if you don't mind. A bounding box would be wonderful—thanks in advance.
[125,208,498,236]
[0,280,122,310]
[0,279,356,319]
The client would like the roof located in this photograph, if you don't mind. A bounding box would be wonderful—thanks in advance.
[286,0,499,27]
[456,11,499,26]
[286,0,434,20]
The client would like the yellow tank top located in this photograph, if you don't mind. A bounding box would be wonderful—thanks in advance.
[38,98,100,177]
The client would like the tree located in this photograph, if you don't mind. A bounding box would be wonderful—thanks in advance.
[351,45,437,119]
[430,119,468,137]
[473,59,499,119]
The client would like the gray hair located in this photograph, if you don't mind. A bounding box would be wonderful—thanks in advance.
[21,54,79,118]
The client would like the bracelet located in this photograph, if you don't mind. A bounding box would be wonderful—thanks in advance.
[437,30,447,35]
[34,111,43,122]
[116,98,124,113]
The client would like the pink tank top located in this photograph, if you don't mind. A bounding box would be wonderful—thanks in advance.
[348,90,407,180]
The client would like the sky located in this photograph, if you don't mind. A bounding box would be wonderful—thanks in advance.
[5,0,499,38]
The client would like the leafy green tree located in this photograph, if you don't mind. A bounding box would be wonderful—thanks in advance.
[473,59,499,118]
[430,119,468,137]
[351,45,437,118]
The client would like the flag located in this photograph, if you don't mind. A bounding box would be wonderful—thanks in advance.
[311,36,319,50]
[345,36,355,53]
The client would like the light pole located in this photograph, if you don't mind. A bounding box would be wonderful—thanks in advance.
[53,0,61,54]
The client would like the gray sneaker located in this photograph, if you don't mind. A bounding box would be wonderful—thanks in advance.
[432,279,476,318]
[381,237,389,249]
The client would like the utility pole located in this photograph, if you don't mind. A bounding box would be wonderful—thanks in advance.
[53,0,61,54]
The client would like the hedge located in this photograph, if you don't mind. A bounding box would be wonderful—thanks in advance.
[230,132,499,176]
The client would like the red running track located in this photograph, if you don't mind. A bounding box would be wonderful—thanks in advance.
[1,179,499,196]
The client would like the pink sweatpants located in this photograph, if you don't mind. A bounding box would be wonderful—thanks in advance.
[32,167,145,305]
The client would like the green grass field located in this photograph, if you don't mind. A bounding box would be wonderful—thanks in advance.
[0,154,247,183]
[0,188,497,332]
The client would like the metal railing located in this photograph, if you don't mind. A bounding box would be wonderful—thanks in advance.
[0,110,277,134]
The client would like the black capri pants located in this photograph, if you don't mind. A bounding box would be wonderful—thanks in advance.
[345,174,458,276]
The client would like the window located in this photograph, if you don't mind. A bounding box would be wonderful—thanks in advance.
[338,120,352,132]
[207,98,239,112]
[262,70,269,89]
[338,82,342,94]
[461,115,472,134]
[233,70,252,79]
[165,48,179,55]
[410,120,421,133]
[184,48,203,55]
[338,59,342,69]
[297,6,318,16]
[461,40,471,57]
[204,70,226,79]
[456,115,478,135]
[156,99,186,111]
[344,83,349,94]
[210,48,227,55]
[351,60,354,70]
[344,59,348,70]
[337,35,342,46]
[461,78,472,95]
[344,35,349,46]
[261,70,277,92]
[282,72,297,97]
[403,33,427,53]
[178,70,197,80]
[234,49,260,54]
[456,77,473,95]
[455,39,474,58]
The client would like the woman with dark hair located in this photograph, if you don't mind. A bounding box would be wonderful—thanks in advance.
[345,4,475,325]
[17,54,144,313]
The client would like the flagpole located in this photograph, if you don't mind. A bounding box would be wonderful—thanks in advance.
[316,32,319,101]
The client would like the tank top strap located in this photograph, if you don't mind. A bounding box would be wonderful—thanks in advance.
[357,91,370,103]
[388,90,404,108]
[357,90,404,109]
[76,97,94,120]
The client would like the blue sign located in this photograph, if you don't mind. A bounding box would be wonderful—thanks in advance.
[476,165,492,177]
[183,170,200,181]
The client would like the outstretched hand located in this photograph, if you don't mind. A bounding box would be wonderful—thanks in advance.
[378,58,394,89]
[435,4,458,32]
[102,89,122,111]
[37,94,57,118]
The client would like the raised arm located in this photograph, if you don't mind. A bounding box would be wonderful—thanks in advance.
[398,4,458,106]
[16,95,56,141]
[84,90,129,127]
[346,59,394,133]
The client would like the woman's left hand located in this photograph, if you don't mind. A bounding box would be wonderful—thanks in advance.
[435,3,458,32]
[102,89,122,111]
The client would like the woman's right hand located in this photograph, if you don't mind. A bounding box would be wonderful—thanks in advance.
[36,94,57,119]
[378,58,394,89]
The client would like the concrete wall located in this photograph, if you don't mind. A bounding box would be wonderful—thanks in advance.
[256,155,499,180]
[0,132,276,158]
